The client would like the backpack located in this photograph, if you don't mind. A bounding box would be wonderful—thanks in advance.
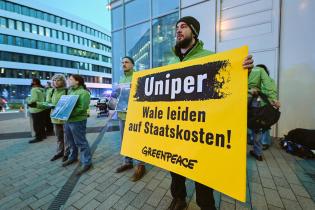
[248,92,281,130]
[285,128,315,150]
[280,139,315,159]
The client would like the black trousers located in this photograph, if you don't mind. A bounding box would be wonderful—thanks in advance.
[43,108,54,134]
[32,111,46,140]
[170,172,216,210]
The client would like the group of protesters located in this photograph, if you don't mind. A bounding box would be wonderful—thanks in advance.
[25,16,280,210]
[27,74,92,175]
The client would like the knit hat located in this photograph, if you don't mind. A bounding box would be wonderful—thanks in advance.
[176,16,200,38]
[122,56,135,65]
[51,74,67,87]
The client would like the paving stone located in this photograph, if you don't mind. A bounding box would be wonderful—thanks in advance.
[282,198,302,210]
[277,186,297,200]
[296,196,315,210]
[220,200,235,210]
[72,189,99,209]
[81,199,101,210]
[96,194,120,210]
[263,188,284,208]
[113,191,137,210]
[131,180,146,193]
[131,188,153,209]
[290,183,311,198]
[251,192,268,210]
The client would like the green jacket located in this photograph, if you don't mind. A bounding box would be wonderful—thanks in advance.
[28,87,46,113]
[45,87,53,102]
[168,40,214,64]
[37,88,68,124]
[248,67,277,105]
[118,69,134,120]
[67,85,90,122]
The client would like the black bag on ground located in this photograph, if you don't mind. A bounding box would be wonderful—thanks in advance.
[248,92,281,130]
[285,128,315,150]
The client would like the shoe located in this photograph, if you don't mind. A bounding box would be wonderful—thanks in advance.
[76,164,92,176]
[168,198,187,210]
[262,144,270,150]
[62,155,68,162]
[132,165,146,182]
[250,150,263,161]
[29,138,43,144]
[115,164,133,173]
[62,159,78,167]
[50,153,63,161]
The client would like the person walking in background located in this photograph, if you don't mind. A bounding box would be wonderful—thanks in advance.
[27,78,47,144]
[62,75,92,176]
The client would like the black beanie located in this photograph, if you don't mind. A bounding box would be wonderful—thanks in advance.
[122,56,135,65]
[176,16,200,38]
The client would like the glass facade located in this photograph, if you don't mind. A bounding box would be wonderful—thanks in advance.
[0,0,110,42]
[126,22,150,70]
[111,0,179,83]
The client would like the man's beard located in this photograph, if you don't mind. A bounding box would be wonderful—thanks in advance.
[175,35,193,49]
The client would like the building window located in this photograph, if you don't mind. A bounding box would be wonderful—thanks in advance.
[125,0,150,26]
[31,24,38,34]
[51,29,57,38]
[58,31,63,39]
[0,17,6,28]
[112,30,123,83]
[56,16,61,25]
[24,22,30,32]
[38,26,44,36]
[45,27,51,37]
[22,6,30,16]
[16,21,23,31]
[8,19,15,29]
[126,22,150,70]
[5,1,14,12]
[15,37,22,46]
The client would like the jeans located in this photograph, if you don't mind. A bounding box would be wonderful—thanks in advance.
[54,124,70,156]
[64,120,92,166]
[170,172,216,210]
[248,129,271,146]
[119,119,144,166]
[253,130,263,156]
[31,111,46,140]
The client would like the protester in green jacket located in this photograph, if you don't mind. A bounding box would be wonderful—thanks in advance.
[43,82,54,136]
[115,56,146,182]
[35,74,70,162]
[166,16,254,210]
[62,74,92,176]
[27,78,47,144]
[248,64,280,161]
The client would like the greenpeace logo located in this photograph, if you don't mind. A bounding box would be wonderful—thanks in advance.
[134,60,230,102]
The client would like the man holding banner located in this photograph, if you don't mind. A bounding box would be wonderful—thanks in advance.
[121,16,254,210]
[115,56,146,182]
[164,16,255,210]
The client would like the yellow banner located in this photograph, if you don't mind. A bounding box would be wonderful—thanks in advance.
[121,46,248,202]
